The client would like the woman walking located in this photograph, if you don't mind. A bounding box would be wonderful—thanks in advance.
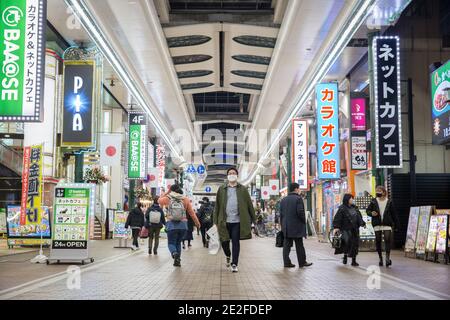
[145,196,166,255]
[125,202,145,251]
[333,194,366,266]
[366,186,400,267]
[182,214,194,249]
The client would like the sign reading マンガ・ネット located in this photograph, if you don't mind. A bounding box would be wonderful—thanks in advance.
[0,0,47,122]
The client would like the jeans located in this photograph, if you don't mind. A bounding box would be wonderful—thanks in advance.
[375,230,392,258]
[167,229,185,257]
[131,228,140,247]
[221,223,240,266]
[148,225,161,252]
[283,237,306,266]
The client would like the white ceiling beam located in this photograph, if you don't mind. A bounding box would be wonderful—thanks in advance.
[272,0,288,24]
[193,119,252,126]
[153,0,171,24]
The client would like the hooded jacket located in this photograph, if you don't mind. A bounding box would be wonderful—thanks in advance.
[158,191,200,231]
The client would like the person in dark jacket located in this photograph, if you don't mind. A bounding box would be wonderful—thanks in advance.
[333,194,366,266]
[145,196,166,255]
[182,214,195,249]
[197,197,213,248]
[366,186,400,267]
[280,183,313,268]
[125,202,145,250]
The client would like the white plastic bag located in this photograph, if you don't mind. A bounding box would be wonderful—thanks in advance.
[206,225,220,255]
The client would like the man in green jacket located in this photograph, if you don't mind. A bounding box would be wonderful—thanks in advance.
[213,167,256,273]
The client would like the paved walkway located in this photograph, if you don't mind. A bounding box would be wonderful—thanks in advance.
[0,235,449,300]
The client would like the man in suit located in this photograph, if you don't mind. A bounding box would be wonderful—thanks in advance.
[280,183,313,268]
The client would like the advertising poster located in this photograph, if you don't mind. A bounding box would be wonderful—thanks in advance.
[405,206,420,252]
[128,112,148,179]
[292,119,309,189]
[373,36,402,168]
[425,215,439,253]
[52,185,94,250]
[113,211,130,239]
[351,98,367,131]
[62,61,95,147]
[415,206,432,255]
[435,215,448,254]
[359,209,375,239]
[430,60,450,145]
[316,83,340,179]
[0,208,7,234]
[7,205,50,239]
[0,0,47,122]
[351,134,368,170]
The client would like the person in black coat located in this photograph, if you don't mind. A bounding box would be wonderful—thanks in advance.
[197,197,213,248]
[183,214,195,249]
[144,196,166,255]
[280,183,313,268]
[125,202,145,250]
[366,186,400,267]
[332,194,366,266]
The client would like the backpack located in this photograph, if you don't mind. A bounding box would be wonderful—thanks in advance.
[167,196,186,222]
[201,205,212,224]
[149,210,161,224]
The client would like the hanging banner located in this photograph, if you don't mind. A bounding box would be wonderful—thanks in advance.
[148,142,154,170]
[0,0,47,122]
[316,83,340,179]
[351,133,368,170]
[268,179,280,195]
[430,60,450,145]
[156,144,166,187]
[147,167,160,188]
[292,119,309,190]
[373,36,402,168]
[100,133,122,166]
[261,186,271,200]
[127,112,147,179]
[350,98,367,131]
[62,61,95,147]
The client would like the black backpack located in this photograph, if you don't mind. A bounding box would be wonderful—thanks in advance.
[201,205,213,224]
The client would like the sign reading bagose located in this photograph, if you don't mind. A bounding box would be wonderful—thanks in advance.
[0,0,46,122]
[128,112,148,179]
[373,36,403,168]
[316,83,340,179]
[292,119,309,190]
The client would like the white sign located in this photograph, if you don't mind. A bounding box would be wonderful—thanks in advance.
[268,179,279,195]
[292,119,309,190]
[100,133,122,166]
[351,135,368,170]
[147,167,160,188]
[261,186,271,200]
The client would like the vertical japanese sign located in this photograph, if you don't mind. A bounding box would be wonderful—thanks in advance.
[373,36,403,168]
[350,97,367,170]
[156,144,166,188]
[292,119,309,190]
[52,184,94,250]
[0,0,46,122]
[430,60,450,145]
[351,98,366,131]
[62,61,95,147]
[316,83,340,179]
[128,112,147,179]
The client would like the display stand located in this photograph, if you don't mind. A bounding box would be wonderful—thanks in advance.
[114,238,131,249]
[112,211,131,248]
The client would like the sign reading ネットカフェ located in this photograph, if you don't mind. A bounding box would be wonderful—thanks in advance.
[373,36,403,168]
[128,112,148,179]
[62,61,95,148]
[0,0,47,122]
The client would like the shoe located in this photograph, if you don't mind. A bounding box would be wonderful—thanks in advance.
[386,259,392,267]
[131,245,136,251]
[299,262,313,268]
[379,259,384,267]
[343,256,348,265]
[351,261,359,267]
[172,253,181,267]
[182,244,186,250]
[231,264,238,273]
[148,249,152,255]
[284,263,296,268]
[153,250,158,255]
[226,256,231,268]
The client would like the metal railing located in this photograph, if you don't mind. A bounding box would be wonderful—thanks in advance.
[0,142,22,175]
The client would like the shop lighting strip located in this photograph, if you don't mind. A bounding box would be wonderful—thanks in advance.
[65,0,184,163]
[241,0,376,185]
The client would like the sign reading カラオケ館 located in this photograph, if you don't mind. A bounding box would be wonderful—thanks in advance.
[0,0,47,122]
[316,83,340,180]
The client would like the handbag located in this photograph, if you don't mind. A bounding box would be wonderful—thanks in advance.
[139,226,149,239]
[275,230,284,248]
[330,231,342,249]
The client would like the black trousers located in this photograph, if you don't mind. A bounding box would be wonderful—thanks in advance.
[148,225,161,251]
[375,230,392,257]
[283,237,306,266]
[200,225,210,245]
[221,223,240,266]
[131,228,140,247]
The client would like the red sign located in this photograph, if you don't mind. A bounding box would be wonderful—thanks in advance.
[20,147,31,226]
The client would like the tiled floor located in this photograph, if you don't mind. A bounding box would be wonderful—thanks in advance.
[0,235,449,300]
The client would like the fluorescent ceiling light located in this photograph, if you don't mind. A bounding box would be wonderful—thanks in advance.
[65,0,184,162]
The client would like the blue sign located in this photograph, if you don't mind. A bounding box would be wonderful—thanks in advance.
[197,165,205,174]
[205,186,212,193]
[186,164,196,174]
[316,83,340,179]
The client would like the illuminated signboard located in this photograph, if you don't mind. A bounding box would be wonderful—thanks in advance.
[128,112,148,179]
[292,119,309,190]
[430,60,450,145]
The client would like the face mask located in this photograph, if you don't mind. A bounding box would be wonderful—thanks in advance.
[376,193,383,198]
[228,175,238,182]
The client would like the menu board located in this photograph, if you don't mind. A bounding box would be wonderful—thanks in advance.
[52,186,93,250]
[405,207,420,252]
[415,206,433,255]
[0,208,6,234]
[435,215,448,254]
[113,211,130,239]
[6,205,51,239]
[359,209,375,239]
[426,215,439,253]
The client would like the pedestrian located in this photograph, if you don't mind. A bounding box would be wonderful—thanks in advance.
[332,194,366,266]
[198,197,213,247]
[214,167,256,273]
[145,196,166,255]
[125,201,145,251]
[366,186,400,267]
[159,184,200,267]
[182,214,194,249]
[280,183,313,268]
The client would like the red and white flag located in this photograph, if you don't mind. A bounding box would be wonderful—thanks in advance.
[269,179,279,195]
[261,186,271,200]
[147,168,160,188]
[100,134,122,166]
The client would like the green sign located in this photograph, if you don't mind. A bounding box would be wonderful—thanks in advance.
[431,60,450,145]
[0,0,46,122]
[128,112,147,179]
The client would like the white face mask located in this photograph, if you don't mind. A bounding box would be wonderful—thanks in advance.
[228,175,238,182]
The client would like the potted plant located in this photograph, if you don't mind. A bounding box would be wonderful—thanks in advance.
[134,186,151,201]
[83,166,110,185]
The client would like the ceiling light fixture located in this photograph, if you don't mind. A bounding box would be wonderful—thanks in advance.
[241,0,376,185]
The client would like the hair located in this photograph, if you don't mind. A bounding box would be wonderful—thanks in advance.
[136,202,143,209]
[202,197,209,203]
[153,196,159,204]
[342,193,354,206]
[170,184,183,194]
[226,167,239,175]
[289,183,300,192]
[376,185,387,194]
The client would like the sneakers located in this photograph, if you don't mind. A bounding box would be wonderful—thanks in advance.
[131,245,137,251]
[226,256,231,268]
[231,264,238,273]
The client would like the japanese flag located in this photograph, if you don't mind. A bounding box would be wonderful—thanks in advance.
[147,168,160,188]
[261,186,271,200]
[100,134,122,166]
[269,179,279,195]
